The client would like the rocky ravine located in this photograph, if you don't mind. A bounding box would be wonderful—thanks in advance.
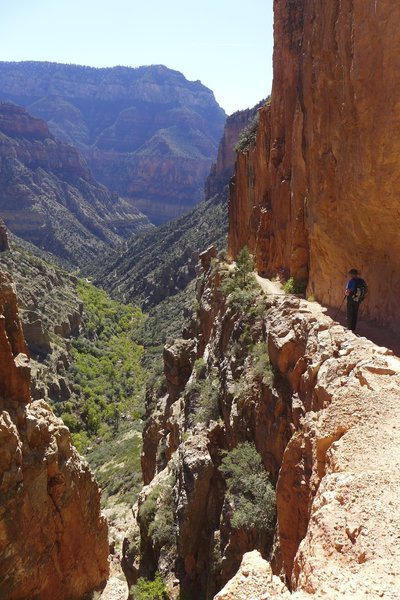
[228,0,400,335]
[89,101,260,308]
[0,269,109,599]
[123,249,400,599]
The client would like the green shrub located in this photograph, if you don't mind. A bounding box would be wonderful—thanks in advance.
[139,477,176,548]
[67,279,146,438]
[283,277,307,295]
[251,343,273,386]
[71,430,90,453]
[60,412,79,432]
[235,114,259,152]
[220,247,259,312]
[186,374,220,426]
[131,572,167,599]
[219,442,275,532]
[85,423,143,507]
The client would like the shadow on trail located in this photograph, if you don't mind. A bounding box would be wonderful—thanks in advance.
[325,306,400,358]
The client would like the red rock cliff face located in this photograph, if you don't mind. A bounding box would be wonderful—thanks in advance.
[0,270,109,599]
[229,0,400,333]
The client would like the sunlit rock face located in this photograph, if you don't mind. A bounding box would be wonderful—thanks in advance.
[0,270,109,600]
[229,0,400,333]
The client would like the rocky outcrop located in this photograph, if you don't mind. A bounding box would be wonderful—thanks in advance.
[0,238,84,404]
[0,102,152,265]
[0,271,30,409]
[125,254,400,598]
[0,62,226,225]
[229,0,400,334]
[214,551,289,600]
[0,268,109,599]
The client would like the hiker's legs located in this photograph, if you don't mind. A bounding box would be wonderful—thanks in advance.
[346,298,359,332]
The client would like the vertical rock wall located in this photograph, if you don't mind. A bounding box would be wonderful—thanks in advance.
[229,0,400,333]
[0,270,109,599]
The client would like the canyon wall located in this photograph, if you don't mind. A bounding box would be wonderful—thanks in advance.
[0,62,226,225]
[0,102,152,265]
[0,269,109,599]
[125,253,400,598]
[229,0,400,334]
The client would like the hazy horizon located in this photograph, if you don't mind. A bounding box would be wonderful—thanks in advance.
[1,0,274,115]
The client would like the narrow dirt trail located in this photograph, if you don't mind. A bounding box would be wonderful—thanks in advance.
[256,274,400,357]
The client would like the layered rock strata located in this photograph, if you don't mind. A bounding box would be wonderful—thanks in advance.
[0,62,226,224]
[0,102,152,265]
[0,269,109,599]
[125,253,400,598]
[229,0,400,334]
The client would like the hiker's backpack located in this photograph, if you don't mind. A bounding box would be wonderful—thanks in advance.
[353,278,368,303]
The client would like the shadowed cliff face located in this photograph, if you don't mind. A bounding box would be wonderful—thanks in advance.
[229,0,400,334]
[0,269,109,599]
[0,62,226,224]
[0,102,152,265]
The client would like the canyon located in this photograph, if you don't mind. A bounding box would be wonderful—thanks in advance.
[121,0,400,598]
[0,62,226,225]
[1,0,400,597]
[91,104,258,309]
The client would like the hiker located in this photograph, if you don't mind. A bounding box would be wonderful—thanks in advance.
[345,268,368,333]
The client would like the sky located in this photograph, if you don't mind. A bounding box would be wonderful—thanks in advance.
[1,0,274,115]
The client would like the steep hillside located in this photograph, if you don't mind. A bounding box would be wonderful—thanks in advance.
[123,251,400,599]
[0,102,152,265]
[90,104,260,310]
[228,0,400,335]
[0,267,109,599]
[0,62,226,224]
[91,193,227,308]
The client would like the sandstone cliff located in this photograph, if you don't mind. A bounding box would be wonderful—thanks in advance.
[0,102,152,265]
[229,0,400,335]
[0,62,226,225]
[123,252,400,599]
[0,269,109,599]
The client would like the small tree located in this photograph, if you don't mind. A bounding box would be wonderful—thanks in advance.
[219,442,275,532]
[131,572,167,599]
[234,247,255,288]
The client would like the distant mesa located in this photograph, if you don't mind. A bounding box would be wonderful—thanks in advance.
[0,61,227,225]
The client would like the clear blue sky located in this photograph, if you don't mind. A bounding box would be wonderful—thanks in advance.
[1,0,274,115]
